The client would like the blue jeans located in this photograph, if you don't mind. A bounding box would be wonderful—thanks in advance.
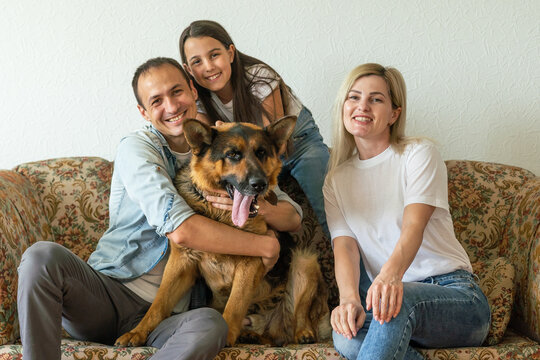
[333,266,491,360]
[280,106,330,236]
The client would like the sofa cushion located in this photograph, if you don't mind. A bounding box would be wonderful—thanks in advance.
[472,257,516,345]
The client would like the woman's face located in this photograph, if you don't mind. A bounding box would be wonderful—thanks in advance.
[342,75,400,150]
[183,36,235,103]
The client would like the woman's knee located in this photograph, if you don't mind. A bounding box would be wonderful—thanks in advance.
[332,330,363,360]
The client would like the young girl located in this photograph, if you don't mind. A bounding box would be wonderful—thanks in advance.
[324,63,490,359]
[179,20,330,236]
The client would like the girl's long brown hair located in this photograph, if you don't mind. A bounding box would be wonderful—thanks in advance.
[179,20,293,126]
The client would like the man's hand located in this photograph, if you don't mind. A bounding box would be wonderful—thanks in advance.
[261,229,279,274]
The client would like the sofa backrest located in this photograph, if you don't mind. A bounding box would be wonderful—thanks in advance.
[446,160,537,262]
[14,157,112,261]
[11,157,539,339]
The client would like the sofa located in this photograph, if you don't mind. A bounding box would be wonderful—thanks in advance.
[0,156,539,359]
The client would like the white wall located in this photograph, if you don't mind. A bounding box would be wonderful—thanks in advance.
[2,0,539,174]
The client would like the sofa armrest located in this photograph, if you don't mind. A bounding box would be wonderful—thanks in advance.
[0,170,52,344]
[502,175,540,342]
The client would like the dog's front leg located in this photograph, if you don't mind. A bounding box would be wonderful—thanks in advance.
[222,258,265,346]
[115,245,198,346]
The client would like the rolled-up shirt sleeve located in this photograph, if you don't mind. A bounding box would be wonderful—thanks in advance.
[273,184,303,219]
[114,135,195,236]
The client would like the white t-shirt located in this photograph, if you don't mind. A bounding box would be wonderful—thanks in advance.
[204,64,302,122]
[323,141,472,282]
[123,149,193,314]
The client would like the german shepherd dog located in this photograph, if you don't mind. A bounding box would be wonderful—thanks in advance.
[115,116,330,347]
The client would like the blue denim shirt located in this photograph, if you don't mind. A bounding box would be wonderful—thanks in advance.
[87,125,302,280]
[87,125,195,279]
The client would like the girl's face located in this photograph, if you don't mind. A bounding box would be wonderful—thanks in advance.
[342,75,401,154]
[183,36,235,103]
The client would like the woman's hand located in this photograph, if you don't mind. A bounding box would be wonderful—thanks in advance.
[366,271,403,324]
[331,299,366,340]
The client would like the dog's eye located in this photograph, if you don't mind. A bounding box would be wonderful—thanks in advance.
[226,151,242,161]
[255,149,267,159]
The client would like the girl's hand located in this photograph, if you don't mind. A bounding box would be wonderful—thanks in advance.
[205,189,233,211]
[331,299,366,340]
[366,272,403,324]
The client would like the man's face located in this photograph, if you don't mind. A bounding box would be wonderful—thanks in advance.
[137,64,198,151]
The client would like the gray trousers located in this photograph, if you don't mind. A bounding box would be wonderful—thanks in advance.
[17,241,227,360]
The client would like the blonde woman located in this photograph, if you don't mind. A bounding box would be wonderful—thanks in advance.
[324,63,490,359]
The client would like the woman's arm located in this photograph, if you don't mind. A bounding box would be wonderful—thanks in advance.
[366,203,435,324]
[331,236,366,339]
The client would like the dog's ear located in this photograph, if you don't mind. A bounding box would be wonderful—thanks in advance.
[183,119,214,156]
[266,115,297,156]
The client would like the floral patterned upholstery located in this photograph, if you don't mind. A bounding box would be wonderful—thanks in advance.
[472,257,515,345]
[446,160,540,343]
[0,171,52,344]
[0,157,538,359]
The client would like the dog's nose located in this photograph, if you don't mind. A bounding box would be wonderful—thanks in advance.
[250,178,267,193]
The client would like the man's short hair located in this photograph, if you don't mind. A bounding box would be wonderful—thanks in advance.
[132,57,191,108]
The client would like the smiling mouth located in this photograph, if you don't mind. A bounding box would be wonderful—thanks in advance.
[164,110,187,123]
[353,116,372,123]
[206,73,221,81]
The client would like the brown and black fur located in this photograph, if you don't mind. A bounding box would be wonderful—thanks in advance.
[115,116,330,347]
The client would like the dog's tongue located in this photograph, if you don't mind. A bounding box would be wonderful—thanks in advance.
[232,188,254,228]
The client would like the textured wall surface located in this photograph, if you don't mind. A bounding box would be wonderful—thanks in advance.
[1,0,539,174]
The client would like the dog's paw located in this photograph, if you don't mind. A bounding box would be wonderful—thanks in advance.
[237,330,270,344]
[226,328,241,346]
[115,331,147,347]
[294,329,316,344]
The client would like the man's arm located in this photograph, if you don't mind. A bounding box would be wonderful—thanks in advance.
[167,214,280,271]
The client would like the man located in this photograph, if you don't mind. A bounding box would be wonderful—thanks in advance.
[17,57,302,360]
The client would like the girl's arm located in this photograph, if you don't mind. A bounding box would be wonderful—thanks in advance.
[331,236,366,339]
[366,203,435,324]
[257,197,301,232]
[261,87,285,126]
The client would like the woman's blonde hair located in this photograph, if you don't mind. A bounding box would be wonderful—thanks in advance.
[328,63,417,174]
